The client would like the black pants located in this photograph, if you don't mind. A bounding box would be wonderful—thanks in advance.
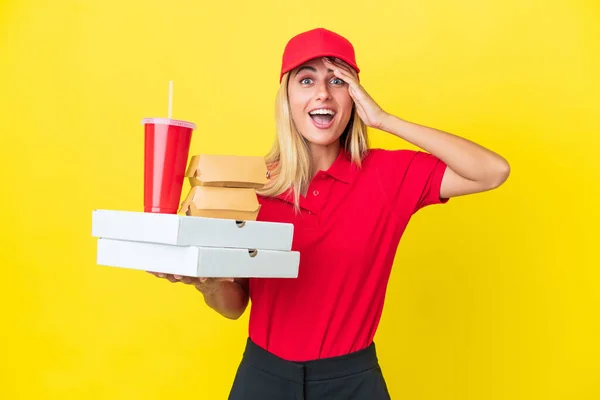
[228,338,391,400]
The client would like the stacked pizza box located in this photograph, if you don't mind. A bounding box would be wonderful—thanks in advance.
[92,155,299,278]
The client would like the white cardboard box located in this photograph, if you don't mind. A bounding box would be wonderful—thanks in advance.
[97,238,299,278]
[92,209,294,251]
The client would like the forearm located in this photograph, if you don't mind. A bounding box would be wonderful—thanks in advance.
[381,114,510,184]
[200,280,249,320]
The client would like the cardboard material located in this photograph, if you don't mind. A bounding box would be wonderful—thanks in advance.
[97,238,300,278]
[179,186,260,221]
[185,154,269,188]
[92,209,294,251]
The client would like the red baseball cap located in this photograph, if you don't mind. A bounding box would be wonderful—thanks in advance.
[280,28,360,83]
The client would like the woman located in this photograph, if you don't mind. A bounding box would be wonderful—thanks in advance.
[152,28,510,399]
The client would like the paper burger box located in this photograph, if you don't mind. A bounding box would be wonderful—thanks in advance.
[185,154,269,188]
[180,186,260,221]
[92,209,294,251]
[96,238,299,278]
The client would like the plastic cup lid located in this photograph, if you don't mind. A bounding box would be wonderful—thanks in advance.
[141,118,196,130]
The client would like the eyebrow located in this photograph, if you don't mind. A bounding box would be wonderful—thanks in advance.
[294,66,334,76]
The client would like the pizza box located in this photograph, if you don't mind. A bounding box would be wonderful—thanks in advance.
[96,238,299,278]
[91,209,294,251]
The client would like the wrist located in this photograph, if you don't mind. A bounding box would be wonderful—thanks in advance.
[383,114,413,139]
[379,112,398,133]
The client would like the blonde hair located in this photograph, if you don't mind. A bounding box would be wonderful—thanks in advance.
[257,72,369,210]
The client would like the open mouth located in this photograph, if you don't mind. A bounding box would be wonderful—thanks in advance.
[309,108,336,129]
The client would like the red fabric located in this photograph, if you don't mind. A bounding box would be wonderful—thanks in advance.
[248,147,449,361]
[280,28,360,82]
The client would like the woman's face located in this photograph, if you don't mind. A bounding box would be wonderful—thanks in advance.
[287,58,353,148]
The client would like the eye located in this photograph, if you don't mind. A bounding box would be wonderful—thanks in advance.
[300,78,313,85]
[331,77,345,85]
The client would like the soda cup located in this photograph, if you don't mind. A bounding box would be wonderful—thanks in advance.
[142,118,196,214]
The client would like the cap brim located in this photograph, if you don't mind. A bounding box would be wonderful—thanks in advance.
[280,53,360,82]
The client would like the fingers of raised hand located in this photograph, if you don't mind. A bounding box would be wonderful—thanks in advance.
[323,58,358,81]
[323,57,352,73]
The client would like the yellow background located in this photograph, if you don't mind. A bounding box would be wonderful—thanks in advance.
[1,0,599,399]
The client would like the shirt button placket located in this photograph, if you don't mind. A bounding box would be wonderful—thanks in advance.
[311,183,326,214]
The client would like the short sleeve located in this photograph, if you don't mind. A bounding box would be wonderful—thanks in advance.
[375,149,449,216]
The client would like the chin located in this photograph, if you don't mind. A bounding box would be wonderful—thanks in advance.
[301,130,343,148]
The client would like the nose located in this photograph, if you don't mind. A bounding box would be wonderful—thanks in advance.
[315,80,331,101]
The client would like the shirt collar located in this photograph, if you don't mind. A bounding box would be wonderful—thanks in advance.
[322,146,358,184]
[271,147,359,203]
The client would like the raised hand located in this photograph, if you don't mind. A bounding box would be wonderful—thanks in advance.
[322,57,389,130]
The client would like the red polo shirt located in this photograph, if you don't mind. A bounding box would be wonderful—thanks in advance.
[249,147,449,361]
